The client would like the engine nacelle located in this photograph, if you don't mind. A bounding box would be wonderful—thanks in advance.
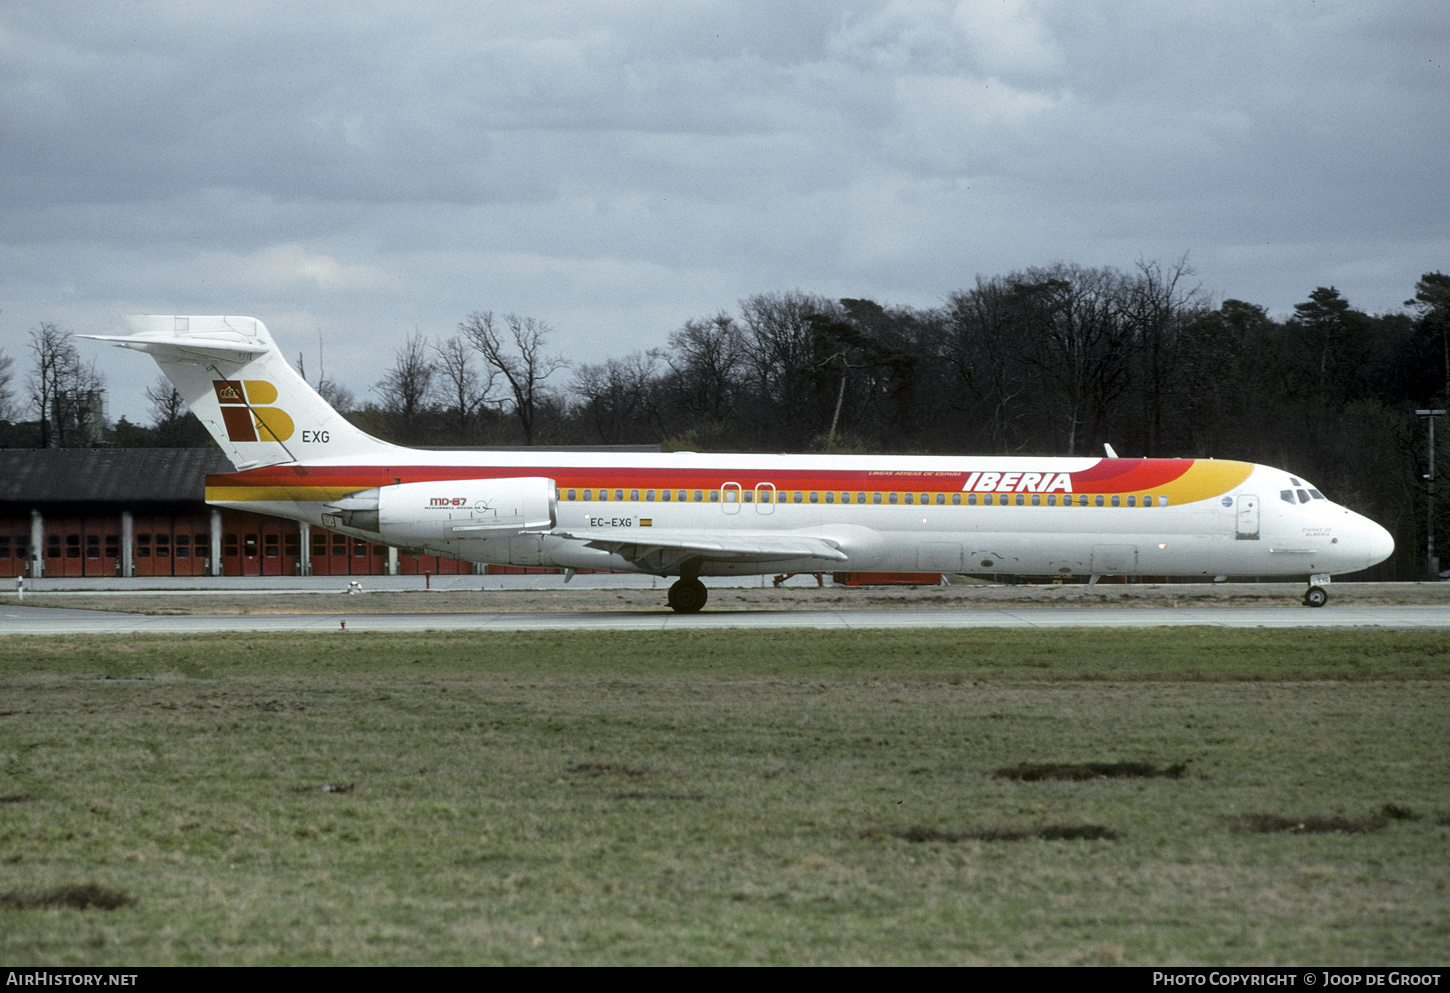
[323,476,557,546]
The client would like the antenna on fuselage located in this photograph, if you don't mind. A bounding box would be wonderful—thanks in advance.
[1104,443,1119,458]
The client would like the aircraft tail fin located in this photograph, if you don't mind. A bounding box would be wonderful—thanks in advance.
[84,316,401,468]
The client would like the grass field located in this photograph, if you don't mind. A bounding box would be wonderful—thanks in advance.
[2,628,1447,965]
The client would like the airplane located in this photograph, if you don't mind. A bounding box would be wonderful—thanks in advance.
[85,315,1396,611]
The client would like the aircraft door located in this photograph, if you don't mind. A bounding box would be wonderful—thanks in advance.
[1235,494,1260,540]
[755,483,776,515]
[721,481,742,515]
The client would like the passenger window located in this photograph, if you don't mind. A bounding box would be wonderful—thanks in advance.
[1047,495,1056,506]
[598,489,608,501]
[1015,493,1025,506]
[904,493,913,505]
[615,490,624,501]
[952,493,961,505]
[1142,495,1152,508]
[889,493,898,504]
[742,491,753,503]
[1094,495,1105,507]
[857,492,866,504]
[646,490,655,501]
[567,489,577,501]
[1126,495,1136,507]
[824,491,835,504]
[794,492,803,504]
[1031,494,1041,506]
[809,492,819,504]
[709,490,719,502]
[583,489,592,501]
[936,493,945,505]
[872,493,882,505]
[1111,495,1120,507]
[921,493,929,505]
[1158,496,1168,507]
[660,490,670,502]
[693,490,703,502]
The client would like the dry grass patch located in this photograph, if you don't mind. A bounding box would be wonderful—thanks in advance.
[1,884,135,911]
[993,760,1188,781]
[873,824,1122,842]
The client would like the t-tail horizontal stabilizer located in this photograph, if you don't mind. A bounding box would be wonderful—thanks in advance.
[83,316,402,469]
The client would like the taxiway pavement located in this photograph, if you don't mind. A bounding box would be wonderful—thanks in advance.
[4,603,1448,634]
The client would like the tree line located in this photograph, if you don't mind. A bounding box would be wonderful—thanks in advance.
[3,261,1447,579]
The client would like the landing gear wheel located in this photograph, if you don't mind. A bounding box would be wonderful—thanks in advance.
[667,578,708,613]
[1303,586,1328,608]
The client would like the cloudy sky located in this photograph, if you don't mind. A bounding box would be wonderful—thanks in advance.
[2,0,1444,422]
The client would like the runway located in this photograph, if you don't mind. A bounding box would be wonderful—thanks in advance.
[4,602,1449,634]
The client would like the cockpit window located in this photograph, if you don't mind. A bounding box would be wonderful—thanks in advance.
[1281,490,1295,504]
[1309,489,1325,500]
[1297,489,1310,503]
[1290,477,1302,486]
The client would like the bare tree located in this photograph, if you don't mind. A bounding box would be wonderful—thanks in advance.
[29,323,105,447]
[432,333,494,442]
[1124,255,1208,456]
[738,291,840,429]
[145,375,189,445]
[459,311,567,445]
[372,331,436,442]
[571,352,660,444]
[661,312,748,425]
[317,377,356,414]
[0,348,14,421]
[946,277,1033,452]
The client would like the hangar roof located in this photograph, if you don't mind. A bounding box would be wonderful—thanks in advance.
[0,449,232,505]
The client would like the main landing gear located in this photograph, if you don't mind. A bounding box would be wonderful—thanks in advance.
[667,577,708,613]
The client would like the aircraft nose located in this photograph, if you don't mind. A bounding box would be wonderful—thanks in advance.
[1364,519,1395,568]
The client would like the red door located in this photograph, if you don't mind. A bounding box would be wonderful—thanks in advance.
[0,517,29,578]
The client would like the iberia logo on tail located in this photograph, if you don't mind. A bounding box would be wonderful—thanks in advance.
[212,380,294,442]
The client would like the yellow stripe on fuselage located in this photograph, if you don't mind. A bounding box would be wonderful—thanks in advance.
[205,485,361,504]
[1155,461,1254,506]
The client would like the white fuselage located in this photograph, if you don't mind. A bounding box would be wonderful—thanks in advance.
[209,451,1394,581]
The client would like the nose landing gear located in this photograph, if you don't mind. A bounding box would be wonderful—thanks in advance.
[1302,584,1328,608]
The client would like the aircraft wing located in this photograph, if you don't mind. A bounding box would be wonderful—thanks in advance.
[549,528,848,574]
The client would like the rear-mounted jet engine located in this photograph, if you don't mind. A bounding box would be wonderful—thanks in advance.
[323,476,557,546]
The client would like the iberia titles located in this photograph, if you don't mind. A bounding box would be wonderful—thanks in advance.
[963,472,1073,494]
